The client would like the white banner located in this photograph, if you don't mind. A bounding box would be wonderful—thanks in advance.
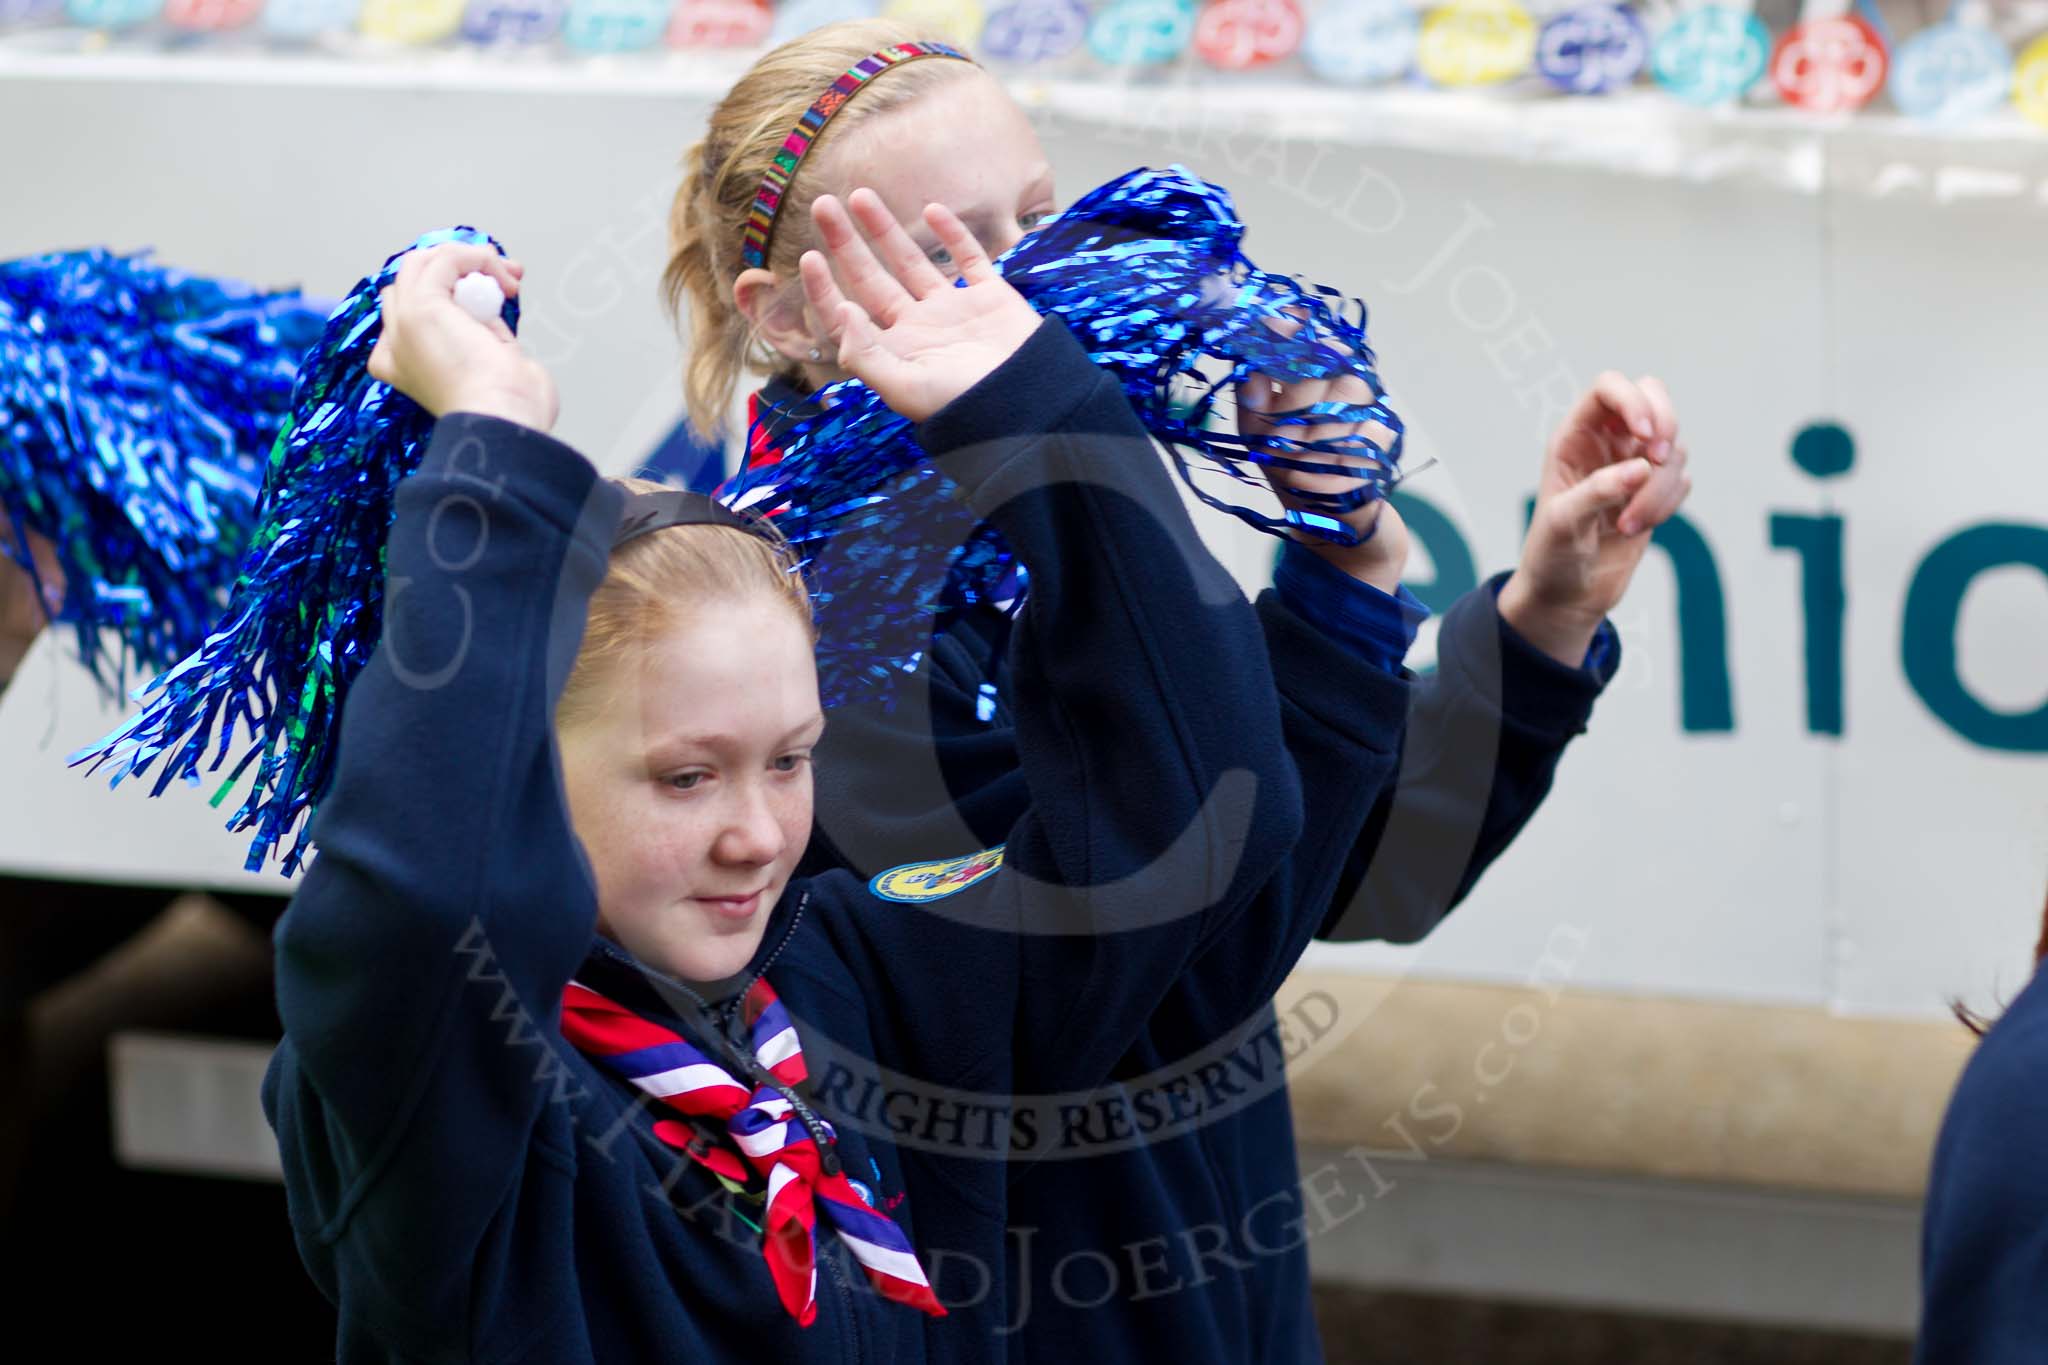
[2,55,2042,1017]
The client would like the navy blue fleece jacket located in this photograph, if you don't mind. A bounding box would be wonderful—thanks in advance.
[1918,965,2048,1363]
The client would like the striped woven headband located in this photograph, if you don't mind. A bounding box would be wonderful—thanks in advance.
[739,41,972,271]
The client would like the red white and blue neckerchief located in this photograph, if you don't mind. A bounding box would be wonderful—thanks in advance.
[558,976,946,1326]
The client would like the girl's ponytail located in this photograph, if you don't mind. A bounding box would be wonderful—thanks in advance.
[663,137,752,443]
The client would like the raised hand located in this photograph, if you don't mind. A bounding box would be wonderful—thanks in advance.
[1499,371,1692,666]
[367,243,556,433]
[1238,321,1408,593]
[798,189,1042,424]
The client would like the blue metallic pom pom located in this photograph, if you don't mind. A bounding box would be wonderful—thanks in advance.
[71,228,514,876]
[0,248,329,687]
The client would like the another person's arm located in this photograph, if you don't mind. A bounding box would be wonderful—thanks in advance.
[1304,574,1616,943]
[1266,372,1687,944]
[0,528,62,692]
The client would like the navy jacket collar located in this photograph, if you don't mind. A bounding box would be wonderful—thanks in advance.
[575,891,805,1044]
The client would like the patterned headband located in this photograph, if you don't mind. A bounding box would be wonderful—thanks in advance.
[739,41,973,271]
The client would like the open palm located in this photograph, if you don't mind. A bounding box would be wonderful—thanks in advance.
[800,190,1043,424]
[1508,371,1691,650]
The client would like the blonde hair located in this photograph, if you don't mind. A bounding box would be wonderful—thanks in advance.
[557,478,814,731]
[662,19,978,440]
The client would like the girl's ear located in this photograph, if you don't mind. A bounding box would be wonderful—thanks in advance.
[734,268,818,366]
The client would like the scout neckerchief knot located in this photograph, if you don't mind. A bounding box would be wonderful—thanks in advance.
[724,163,1405,710]
[558,976,947,1326]
[68,227,512,876]
[0,247,328,689]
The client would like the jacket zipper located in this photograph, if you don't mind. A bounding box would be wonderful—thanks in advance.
[821,1233,865,1365]
[715,890,864,1362]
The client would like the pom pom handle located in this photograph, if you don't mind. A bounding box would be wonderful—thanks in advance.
[453,271,506,324]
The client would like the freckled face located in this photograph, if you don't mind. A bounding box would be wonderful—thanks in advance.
[557,598,822,985]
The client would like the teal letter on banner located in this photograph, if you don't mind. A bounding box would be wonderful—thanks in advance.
[1902,524,2048,753]
[1768,514,1846,736]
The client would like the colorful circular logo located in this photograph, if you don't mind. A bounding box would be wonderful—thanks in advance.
[880,0,984,45]
[560,0,667,50]
[360,0,465,41]
[1536,3,1646,94]
[65,0,163,27]
[1770,15,1889,114]
[1891,22,2012,122]
[2016,33,2048,128]
[981,0,1089,62]
[263,0,363,36]
[1304,0,1418,85]
[1417,0,1536,88]
[770,0,874,42]
[1089,0,1197,66]
[163,0,261,25]
[666,0,770,45]
[460,0,564,42]
[0,0,65,22]
[1194,0,1305,70]
[1649,5,1769,105]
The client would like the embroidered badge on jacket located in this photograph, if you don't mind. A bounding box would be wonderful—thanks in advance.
[868,846,1007,902]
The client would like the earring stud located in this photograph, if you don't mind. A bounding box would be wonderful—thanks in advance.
[807,346,823,362]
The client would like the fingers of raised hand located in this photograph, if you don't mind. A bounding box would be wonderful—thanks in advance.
[1258,308,1308,344]
[923,203,998,285]
[1248,370,1383,463]
[1586,370,1678,462]
[1273,450,1377,500]
[810,194,912,324]
[828,297,913,398]
[845,188,949,300]
[466,253,522,303]
[797,250,853,349]
[1635,374,1678,462]
[833,299,878,362]
[1618,442,1690,536]
[383,246,520,336]
[1244,369,1331,423]
[409,242,518,295]
[368,288,398,384]
[1590,369,1658,444]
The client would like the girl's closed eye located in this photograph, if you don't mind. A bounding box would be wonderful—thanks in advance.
[665,769,710,792]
